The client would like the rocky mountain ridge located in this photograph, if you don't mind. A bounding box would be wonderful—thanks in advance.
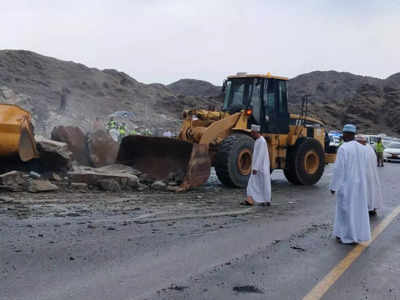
[0,50,399,136]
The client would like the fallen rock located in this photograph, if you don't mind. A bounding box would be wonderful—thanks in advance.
[140,174,156,185]
[70,182,88,191]
[87,129,119,168]
[28,179,58,193]
[96,164,141,176]
[0,171,27,191]
[167,185,180,192]
[51,126,90,166]
[51,173,63,181]
[137,183,149,192]
[98,179,121,192]
[68,167,139,191]
[151,180,167,191]
[35,136,72,171]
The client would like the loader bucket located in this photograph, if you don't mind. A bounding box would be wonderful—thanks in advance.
[0,104,38,162]
[117,135,211,190]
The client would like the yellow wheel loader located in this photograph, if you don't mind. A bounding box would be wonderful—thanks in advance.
[0,104,38,162]
[118,73,336,190]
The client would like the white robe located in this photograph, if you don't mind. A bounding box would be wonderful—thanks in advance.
[247,136,271,203]
[364,144,383,211]
[330,141,371,244]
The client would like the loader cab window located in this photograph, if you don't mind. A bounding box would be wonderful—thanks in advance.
[249,78,262,124]
[263,78,289,134]
[223,78,254,112]
[264,79,276,114]
[278,80,288,113]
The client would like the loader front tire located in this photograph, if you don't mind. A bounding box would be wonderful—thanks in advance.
[215,134,254,188]
[284,138,325,185]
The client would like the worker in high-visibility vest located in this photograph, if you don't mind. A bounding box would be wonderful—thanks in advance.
[143,128,152,136]
[107,117,117,130]
[375,137,385,167]
[118,123,127,140]
[129,129,138,135]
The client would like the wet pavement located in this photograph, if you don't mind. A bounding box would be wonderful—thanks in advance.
[1,165,400,300]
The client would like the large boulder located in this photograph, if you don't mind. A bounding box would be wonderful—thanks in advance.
[51,126,90,166]
[35,136,72,171]
[28,179,58,193]
[68,166,139,191]
[87,129,119,168]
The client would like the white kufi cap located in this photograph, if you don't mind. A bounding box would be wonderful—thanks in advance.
[251,124,261,132]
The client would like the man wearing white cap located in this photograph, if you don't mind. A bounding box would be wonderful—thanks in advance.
[356,135,383,216]
[330,124,371,244]
[242,124,271,206]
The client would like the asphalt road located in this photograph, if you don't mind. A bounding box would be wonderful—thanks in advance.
[1,164,399,300]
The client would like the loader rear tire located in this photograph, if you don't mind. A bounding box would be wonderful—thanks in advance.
[284,138,324,185]
[215,134,254,188]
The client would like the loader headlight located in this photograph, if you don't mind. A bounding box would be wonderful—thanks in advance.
[245,109,253,116]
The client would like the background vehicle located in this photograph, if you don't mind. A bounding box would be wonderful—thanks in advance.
[365,135,380,146]
[383,142,400,162]
[118,73,336,190]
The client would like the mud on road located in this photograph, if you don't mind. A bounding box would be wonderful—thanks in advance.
[0,168,337,300]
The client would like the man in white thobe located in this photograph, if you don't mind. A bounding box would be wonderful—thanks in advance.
[330,124,371,244]
[356,135,383,216]
[244,124,271,206]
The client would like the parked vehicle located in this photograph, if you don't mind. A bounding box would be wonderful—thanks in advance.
[383,142,400,162]
[365,135,380,146]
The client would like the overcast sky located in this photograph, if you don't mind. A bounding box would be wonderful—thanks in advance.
[2,0,400,85]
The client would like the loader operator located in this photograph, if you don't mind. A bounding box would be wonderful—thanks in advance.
[241,124,271,206]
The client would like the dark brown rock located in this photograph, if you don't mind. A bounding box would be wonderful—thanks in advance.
[87,130,119,168]
[51,126,90,166]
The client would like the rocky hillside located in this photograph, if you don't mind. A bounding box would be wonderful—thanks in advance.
[167,79,221,98]
[292,72,400,135]
[0,50,221,136]
[287,71,383,104]
[0,50,399,136]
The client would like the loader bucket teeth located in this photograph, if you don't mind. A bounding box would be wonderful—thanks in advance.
[18,126,39,162]
[179,144,211,191]
[117,136,211,190]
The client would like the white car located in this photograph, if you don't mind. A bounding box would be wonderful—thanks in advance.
[383,142,400,162]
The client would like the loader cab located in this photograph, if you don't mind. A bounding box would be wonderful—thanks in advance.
[223,74,290,134]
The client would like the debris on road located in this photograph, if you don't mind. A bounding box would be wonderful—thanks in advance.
[0,171,27,191]
[232,285,264,294]
[27,179,58,193]
[68,165,139,191]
